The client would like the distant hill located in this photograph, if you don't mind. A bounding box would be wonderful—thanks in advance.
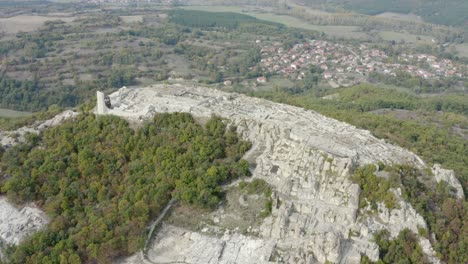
[298,0,468,26]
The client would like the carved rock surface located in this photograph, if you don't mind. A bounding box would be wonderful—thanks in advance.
[109,85,446,264]
[0,85,455,263]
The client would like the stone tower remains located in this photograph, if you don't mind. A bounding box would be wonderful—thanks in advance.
[96,91,107,115]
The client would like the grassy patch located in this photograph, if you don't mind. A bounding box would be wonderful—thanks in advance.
[0,15,75,34]
[0,109,33,118]
[166,179,273,235]
[119,15,143,24]
[255,77,295,92]
[239,179,273,217]
[351,165,400,211]
[378,31,433,44]
[453,43,468,58]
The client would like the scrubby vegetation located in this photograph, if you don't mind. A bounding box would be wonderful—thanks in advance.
[0,113,251,263]
[390,165,468,264]
[352,163,467,263]
[335,85,467,115]
[368,72,464,94]
[361,229,429,264]
[239,179,272,196]
[351,165,399,210]
[239,179,273,217]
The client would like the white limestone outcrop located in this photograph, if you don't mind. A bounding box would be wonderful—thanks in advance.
[0,197,48,249]
[107,84,449,263]
[0,110,78,148]
[360,189,427,238]
[432,164,464,199]
[0,85,457,263]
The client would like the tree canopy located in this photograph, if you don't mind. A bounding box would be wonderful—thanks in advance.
[0,113,251,263]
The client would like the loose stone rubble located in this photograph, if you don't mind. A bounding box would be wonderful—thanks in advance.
[0,197,48,259]
[109,84,459,264]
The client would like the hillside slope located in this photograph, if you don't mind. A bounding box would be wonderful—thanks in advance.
[298,0,468,26]
[0,84,464,263]
[107,84,461,263]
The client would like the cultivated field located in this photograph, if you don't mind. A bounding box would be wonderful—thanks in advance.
[119,15,144,23]
[375,12,424,23]
[0,15,75,34]
[454,44,468,58]
[181,6,368,40]
[254,77,294,92]
[250,13,368,40]
[378,31,433,44]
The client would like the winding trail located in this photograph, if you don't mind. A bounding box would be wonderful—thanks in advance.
[142,198,180,264]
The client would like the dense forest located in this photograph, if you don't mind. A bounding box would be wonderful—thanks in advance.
[0,76,79,111]
[0,113,251,263]
[169,10,283,29]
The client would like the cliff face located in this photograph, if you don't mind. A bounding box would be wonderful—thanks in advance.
[107,84,459,264]
[0,84,462,263]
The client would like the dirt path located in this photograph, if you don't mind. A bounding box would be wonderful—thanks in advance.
[141,198,190,264]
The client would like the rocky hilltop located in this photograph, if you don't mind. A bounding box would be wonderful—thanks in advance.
[105,84,461,264]
[0,84,463,263]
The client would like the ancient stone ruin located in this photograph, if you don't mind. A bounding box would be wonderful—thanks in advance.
[107,84,459,264]
[0,84,463,264]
